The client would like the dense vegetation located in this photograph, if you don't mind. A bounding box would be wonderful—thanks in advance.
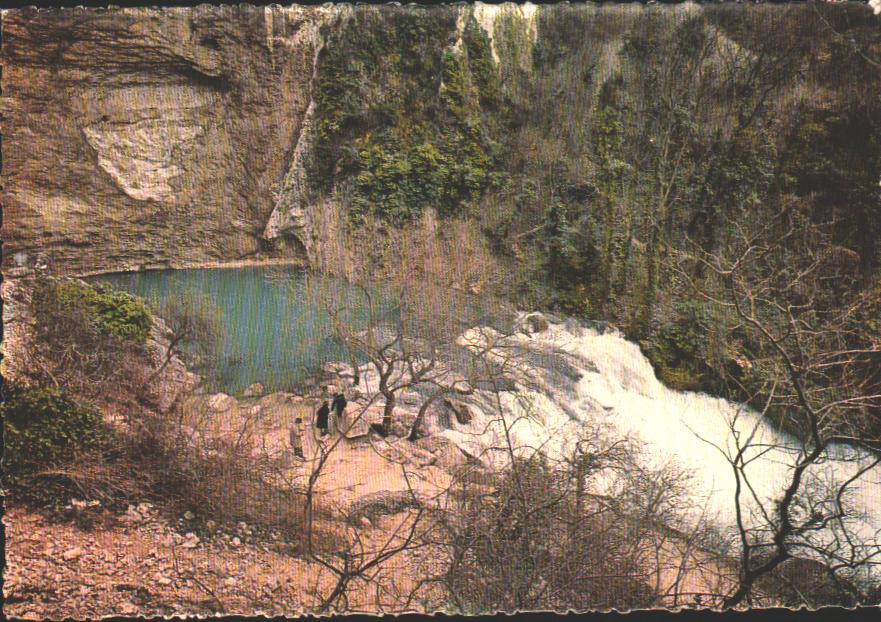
[34,278,152,345]
[2,278,152,507]
[6,275,312,540]
[311,6,503,224]
[1,384,107,506]
[25,277,153,402]
[307,3,881,438]
[5,6,880,614]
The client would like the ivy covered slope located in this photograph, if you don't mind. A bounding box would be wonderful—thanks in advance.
[310,5,506,225]
[305,4,881,427]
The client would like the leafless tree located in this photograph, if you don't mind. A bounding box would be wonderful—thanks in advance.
[144,296,220,385]
[324,280,488,440]
[293,381,436,613]
[678,204,881,608]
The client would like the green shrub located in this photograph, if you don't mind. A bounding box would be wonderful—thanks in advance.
[1,384,107,503]
[27,277,152,400]
[90,284,152,342]
[34,278,151,345]
[640,316,724,394]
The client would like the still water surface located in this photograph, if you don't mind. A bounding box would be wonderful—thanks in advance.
[92,265,505,395]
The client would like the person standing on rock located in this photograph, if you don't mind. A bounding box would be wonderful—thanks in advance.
[331,391,348,435]
[289,415,305,459]
[315,400,330,437]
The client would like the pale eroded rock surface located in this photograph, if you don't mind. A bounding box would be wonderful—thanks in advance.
[1,6,334,274]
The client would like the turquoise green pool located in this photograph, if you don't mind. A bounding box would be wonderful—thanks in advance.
[91,265,507,395]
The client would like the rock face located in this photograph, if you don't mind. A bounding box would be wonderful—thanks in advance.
[443,397,472,425]
[0,5,547,278]
[520,312,550,335]
[1,6,334,275]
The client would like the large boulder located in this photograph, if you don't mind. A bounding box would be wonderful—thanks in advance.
[388,410,418,438]
[398,390,421,406]
[243,382,264,398]
[341,414,371,439]
[415,435,471,471]
[520,312,550,335]
[207,392,237,413]
[443,397,473,425]
[346,491,421,524]
[323,361,360,382]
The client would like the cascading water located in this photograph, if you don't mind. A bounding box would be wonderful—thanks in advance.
[438,313,881,574]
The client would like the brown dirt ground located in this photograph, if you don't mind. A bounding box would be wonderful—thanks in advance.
[2,501,441,619]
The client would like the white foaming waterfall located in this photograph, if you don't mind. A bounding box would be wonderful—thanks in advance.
[438,313,881,564]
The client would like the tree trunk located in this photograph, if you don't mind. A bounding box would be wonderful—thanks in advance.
[381,391,396,437]
[408,393,443,441]
[640,225,661,338]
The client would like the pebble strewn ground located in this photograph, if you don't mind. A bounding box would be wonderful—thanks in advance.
[3,504,322,619]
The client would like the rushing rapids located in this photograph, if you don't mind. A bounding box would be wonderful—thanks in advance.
[95,263,881,557]
[425,313,881,571]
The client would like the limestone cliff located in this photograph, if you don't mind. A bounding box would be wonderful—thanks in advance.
[4,3,873,287]
[1,5,335,275]
[1,3,550,276]
[260,6,347,262]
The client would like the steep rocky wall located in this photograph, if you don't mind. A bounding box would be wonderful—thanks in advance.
[1,5,333,275]
[0,4,550,277]
[260,6,350,262]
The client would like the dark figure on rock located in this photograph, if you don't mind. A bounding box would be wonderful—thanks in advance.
[315,400,330,437]
[331,391,348,433]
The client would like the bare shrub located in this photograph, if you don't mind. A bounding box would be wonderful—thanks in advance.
[147,295,222,379]
[680,205,881,607]
[20,276,150,406]
[311,197,503,300]
[125,388,328,549]
[430,442,698,613]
